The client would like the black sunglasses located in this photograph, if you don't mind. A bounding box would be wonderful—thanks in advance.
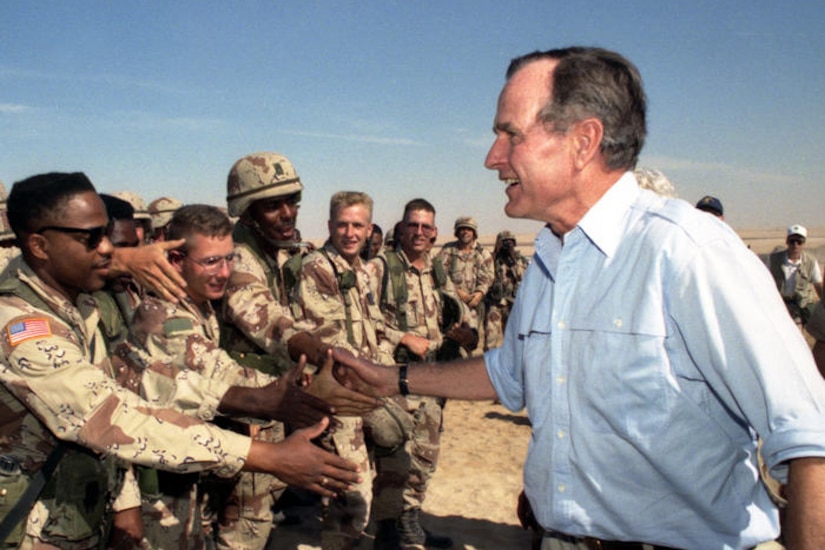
[36,225,109,249]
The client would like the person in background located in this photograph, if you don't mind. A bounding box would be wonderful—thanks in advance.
[148,196,184,242]
[769,224,822,327]
[695,195,725,220]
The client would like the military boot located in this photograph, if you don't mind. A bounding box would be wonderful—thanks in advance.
[398,508,453,549]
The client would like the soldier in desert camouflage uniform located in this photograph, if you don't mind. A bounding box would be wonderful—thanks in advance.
[367,199,477,550]
[112,190,153,245]
[217,153,377,549]
[0,173,361,549]
[0,179,21,273]
[292,192,398,549]
[436,216,494,352]
[483,230,529,350]
[127,204,376,549]
[148,196,184,243]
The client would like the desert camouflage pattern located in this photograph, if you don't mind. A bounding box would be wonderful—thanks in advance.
[220,222,313,375]
[130,294,283,550]
[437,240,494,347]
[0,258,250,548]
[0,247,20,275]
[148,196,183,231]
[111,190,151,221]
[295,244,393,549]
[226,152,303,218]
[484,250,529,350]
[366,250,455,520]
[140,480,205,550]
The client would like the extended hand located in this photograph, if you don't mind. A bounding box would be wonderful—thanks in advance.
[331,347,399,398]
[446,322,478,351]
[260,358,335,428]
[112,239,188,303]
[305,349,381,416]
[247,417,361,498]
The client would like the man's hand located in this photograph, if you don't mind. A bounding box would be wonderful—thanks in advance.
[446,322,478,351]
[245,417,361,498]
[258,359,336,428]
[468,291,483,308]
[111,240,188,303]
[304,349,381,416]
[456,288,472,304]
[400,333,430,359]
[331,347,399,398]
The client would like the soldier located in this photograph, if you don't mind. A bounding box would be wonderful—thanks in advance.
[148,196,184,242]
[0,172,362,549]
[291,192,397,549]
[483,230,529,350]
[218,152,376,549]
[0,178,21,273]
[112,190,153,245]
[367,199,476,549]
[437,216,493,352]
[99,194,144,324]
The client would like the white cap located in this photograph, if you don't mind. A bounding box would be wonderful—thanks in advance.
[787,224,808,239]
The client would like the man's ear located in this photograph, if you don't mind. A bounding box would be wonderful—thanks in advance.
[571,117,604,170]
[26,233,50,261]
[167,250,186,274]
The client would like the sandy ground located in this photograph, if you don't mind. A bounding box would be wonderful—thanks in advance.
[268,400,533,549]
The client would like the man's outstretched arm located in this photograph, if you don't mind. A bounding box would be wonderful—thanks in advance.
[333,348,497,401]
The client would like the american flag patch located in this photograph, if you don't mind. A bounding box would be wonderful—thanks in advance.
[7,318,52,346]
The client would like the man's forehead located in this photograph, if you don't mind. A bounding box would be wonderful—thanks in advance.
[496,58,556,117]
[405,209,434,223]
[44,191,106,226]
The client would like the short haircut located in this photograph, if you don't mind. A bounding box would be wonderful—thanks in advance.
[7,172,97,237]
[371,224,383,238]
[329,191,373,221]
[166,204,232,249]
[506,47,647,171]
[100,194,135,221]
[402,198,436,222]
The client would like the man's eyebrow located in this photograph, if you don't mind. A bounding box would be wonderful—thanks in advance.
[493,121,516,133]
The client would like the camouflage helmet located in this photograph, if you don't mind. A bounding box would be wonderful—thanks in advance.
[226,152,304,217]
[148,196,183,230]
[0,178,11,241]
[454,216,478,234]
[111,191,151,222]
[496,230,517,246]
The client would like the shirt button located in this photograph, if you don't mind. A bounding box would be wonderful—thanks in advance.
[557,484,566,493]
[557,321,566,329]
[613,318,623,328]
[556,376,565,384]
[557,430,565,439]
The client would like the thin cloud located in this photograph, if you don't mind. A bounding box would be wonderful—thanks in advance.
[283,129,423,146]
[0,103,30,114]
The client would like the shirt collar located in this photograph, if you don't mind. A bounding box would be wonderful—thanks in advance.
[576,171,639,258]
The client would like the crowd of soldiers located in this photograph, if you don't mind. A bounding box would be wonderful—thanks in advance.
[0,153,529,550]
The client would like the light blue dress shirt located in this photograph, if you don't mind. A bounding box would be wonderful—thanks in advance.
[485,172,825,549]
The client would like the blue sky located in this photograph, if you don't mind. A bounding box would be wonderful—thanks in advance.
[2,1,824,239]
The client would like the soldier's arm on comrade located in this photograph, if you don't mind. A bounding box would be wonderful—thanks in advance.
[0,307,361,496]
[110,239,188,303]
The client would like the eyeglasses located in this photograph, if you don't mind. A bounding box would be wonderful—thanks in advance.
[182,252,239,274]
[789,238,805,246]
[36,225,108,249]
[405,222,436,236]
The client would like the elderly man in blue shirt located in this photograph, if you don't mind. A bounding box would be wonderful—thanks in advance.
[336,47,825,550]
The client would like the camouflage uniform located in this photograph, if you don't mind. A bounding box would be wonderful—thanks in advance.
[129,294,280,550]
[0,257,250,549]
[0,180,19,274]
[214,222,313,550]
[436,238,493,350]
[366,249,461,523]
[294,243,394,549]
[483,235,529,350]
